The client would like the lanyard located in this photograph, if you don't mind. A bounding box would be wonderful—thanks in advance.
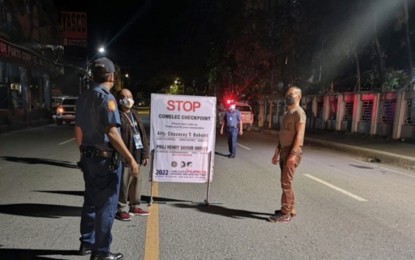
[123,111,144,150]
[123,111,139,134]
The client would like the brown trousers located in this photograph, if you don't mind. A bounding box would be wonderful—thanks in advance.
[279,147,302,215]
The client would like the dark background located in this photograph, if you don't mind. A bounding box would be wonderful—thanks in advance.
[54,0,221,95]
[52,0,415,98]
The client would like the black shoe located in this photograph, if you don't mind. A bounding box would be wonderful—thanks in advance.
[79,243,92,256]
[229,155,235,158]
[90,252,123,260]
[268,213,291,223]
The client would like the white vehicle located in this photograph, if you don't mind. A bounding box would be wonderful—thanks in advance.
[55,96,78,125]
[218,102,254,130]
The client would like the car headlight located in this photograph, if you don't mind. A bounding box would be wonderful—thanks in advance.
[56,107,64,114]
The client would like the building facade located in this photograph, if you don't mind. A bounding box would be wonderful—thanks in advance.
[0,0,63,130]
[0,0,87,131]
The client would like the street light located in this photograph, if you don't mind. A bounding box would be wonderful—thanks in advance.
[86,46,105,68]
[85,46,106,91]
[121,73,129,88]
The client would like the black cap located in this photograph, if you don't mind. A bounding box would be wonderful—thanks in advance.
[91,57,115,74]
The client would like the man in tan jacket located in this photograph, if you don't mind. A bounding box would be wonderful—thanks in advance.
[269,86,306,223]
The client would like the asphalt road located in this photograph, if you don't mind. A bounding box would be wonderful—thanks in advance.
[0,119,414,260]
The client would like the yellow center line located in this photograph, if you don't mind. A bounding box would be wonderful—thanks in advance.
[144,182,159,260]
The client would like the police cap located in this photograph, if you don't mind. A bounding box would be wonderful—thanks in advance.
[91,57,115,75]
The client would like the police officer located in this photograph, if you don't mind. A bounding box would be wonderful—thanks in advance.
[220,103,243,158]
[75,57,139,260]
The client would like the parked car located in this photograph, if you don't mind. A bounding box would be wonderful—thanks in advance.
[217,102,254,130]
[235,103,254,130]
[55,96,78,125]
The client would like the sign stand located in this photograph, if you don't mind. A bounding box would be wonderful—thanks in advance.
[148,151,221,207]
[147,94,219,207]
[201,152,222,207]
[204,152,212,205]
[148,150,155,206]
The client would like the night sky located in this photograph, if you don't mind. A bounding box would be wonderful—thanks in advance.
[84,1,218,87]
[54,0,415,95]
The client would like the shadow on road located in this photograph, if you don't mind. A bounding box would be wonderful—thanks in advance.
[214,151,230,157]
[0,248,79,260]
[1,156,78,169]
[173,203,272,221]
[35,190,84,197]
[32,192,190,205]
[141,195,193,204]
[0,203,81,218]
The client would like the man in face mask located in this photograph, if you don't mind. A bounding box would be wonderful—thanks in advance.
[115,88,150,222]
[269,86,306,223]
[220,102,243,158]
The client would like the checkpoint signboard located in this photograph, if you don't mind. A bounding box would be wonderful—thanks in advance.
[150,94,216,183]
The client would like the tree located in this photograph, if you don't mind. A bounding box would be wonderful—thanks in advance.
[372,4,386,91]
[208,0,415,95]
[404,0,414,90]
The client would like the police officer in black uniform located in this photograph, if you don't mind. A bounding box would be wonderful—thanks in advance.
[75,57,139,260]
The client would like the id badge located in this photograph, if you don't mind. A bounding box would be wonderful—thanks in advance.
[133,134,143,149]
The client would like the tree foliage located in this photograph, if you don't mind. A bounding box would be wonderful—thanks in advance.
[207,0,415,97]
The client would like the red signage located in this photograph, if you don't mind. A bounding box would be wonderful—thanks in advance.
[0,39,53,71]
[60,11,87,47]
[167,100,202,112]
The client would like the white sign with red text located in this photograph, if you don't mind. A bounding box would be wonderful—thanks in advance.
[150,94,216,183]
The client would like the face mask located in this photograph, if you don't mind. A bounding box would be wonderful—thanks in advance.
[120,98,134,109]
[285,96,295,106]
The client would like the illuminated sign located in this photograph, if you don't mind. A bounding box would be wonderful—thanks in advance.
[60,11,87,47]
[150,94,217,183]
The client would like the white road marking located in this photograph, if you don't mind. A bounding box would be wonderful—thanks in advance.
[351,158,415,179]
[59,138,75,145]
[304,173,368,202]
[237,143,251,150]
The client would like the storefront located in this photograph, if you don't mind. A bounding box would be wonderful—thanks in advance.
[0,38,55,129]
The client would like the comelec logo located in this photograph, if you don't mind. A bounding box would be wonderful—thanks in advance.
[181,161,192,168]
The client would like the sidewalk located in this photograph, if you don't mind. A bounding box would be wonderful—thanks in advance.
[252,127,415,170]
